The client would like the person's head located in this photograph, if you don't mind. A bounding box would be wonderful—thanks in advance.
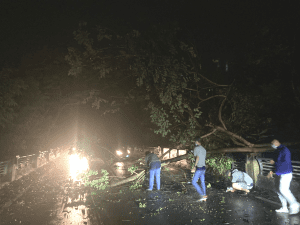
[271,139,281,149]
[225,169,238,179]
[225,170,232,179]
[195,137,201,146]
[145,151,151,156]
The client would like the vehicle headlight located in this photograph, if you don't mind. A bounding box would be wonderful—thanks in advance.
[116,150,123,156]
[127,150,130,154]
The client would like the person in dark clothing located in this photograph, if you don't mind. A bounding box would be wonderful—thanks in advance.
[267,139,300,214]
[145,151,161,191]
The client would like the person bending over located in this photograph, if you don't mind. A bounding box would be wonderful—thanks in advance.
[225,169,253,194]
[145,151,161,191]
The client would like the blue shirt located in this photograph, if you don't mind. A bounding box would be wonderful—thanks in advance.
[193,145,206,167]
[273,145,293,175]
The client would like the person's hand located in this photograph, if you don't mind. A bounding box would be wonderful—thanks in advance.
[191,167,196,173]
[267,171,274,178]
[269,160,275,165]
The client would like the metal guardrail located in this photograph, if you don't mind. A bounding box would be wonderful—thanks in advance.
[0,161,9,176]
[16,155,35,170]
[256,157,300,180]
[0,149,61,175]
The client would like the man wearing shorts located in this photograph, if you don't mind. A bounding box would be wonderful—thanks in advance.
[225,169,253,194]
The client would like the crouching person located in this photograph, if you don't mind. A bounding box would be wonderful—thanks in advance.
[145,151,161,191]
[225,169,253,194]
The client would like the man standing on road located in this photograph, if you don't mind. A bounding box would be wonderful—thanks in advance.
[225,169,253,194]
[267,139,300,215]
[191,137,207,202]
[145,151,161,191]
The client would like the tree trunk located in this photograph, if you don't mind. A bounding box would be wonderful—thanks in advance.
[109,162,168,187]
[110,170,145,187]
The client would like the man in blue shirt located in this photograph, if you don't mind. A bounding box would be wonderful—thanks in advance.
[191,137,207,202]
[267,139,300,214]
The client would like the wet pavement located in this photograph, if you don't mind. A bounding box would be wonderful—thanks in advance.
[0,151,91,225]
[0,151,300,225]
[90,158,300,225]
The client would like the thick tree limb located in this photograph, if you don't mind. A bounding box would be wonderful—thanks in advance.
[201,129,217,139]
[213,126,255,147]
[219,97,228,130]
[110,170,145,187]
[199,95,226,104]
[230,138,247,147]
[109,162,169,187]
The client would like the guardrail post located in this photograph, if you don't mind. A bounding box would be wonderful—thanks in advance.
[45,151,50,162]
[6,159,16,182]
[32,154,38,168]
[245,153,261,187]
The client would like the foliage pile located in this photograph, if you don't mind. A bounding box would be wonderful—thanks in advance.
[81,169,109,191]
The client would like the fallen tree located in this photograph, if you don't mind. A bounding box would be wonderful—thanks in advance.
[109,162,168,187]
[108,141,300,188]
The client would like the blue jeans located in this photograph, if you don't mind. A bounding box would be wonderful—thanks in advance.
[192,169,206,196]
[149,162,161,190]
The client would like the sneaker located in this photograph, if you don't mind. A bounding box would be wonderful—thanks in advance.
[275,207,289,213]
[197,195,207,202]
[226,187,233,192]
[289,203,300,215]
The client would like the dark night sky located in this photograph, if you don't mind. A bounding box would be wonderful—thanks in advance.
[1,0,298,67]
[0,0,299,152]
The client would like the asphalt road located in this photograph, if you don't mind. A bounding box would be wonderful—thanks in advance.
[0,152,91,225]
[0,151,299,225]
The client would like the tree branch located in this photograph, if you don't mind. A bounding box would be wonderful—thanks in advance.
[199,95,226,104]
[218,80,234,130]
[200,129,217,139]
[213,126,255,147]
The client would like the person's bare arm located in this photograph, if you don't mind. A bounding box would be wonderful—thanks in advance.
[267,160,275,178]
[191,156,199,173]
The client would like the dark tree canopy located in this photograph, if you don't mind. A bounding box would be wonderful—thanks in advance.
[65,22,292,150]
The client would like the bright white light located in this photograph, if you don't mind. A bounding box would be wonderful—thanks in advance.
[127,150,130,154]
[69,154,89,181]
[73,147,76,150]
[116,150,123,156]
[116,162,124,167]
